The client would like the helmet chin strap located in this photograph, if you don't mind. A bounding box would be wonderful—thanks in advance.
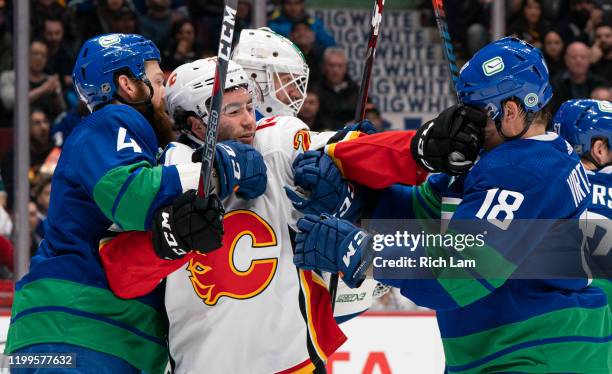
[494,110,535,141]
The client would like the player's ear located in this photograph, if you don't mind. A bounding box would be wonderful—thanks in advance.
[115,74,137,100]
[591,139,610,164]
[503,100,520,122]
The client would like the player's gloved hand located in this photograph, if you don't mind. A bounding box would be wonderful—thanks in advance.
[410,104,486,175]
[193,141,268,199]
[326,119,378,144]
[152,190,224,260]
[284,150,364,222]
[294,214,375,288]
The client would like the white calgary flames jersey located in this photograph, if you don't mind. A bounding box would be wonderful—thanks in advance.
[163,116,345,374]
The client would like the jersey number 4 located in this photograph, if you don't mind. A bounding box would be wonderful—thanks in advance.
[475,188,524,230]
[117,127,142,153]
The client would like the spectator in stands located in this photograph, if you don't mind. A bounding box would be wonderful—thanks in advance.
[0,0,11,128]
[163,19,203,71]
[31,0,65,39]
[0,234,13,278]
[28,201,43,256]
[289,17,323,85]
[314,47,359,131]
[0,40,66,122]
[0,108,53,209]
[298,89,320,128]
[68,0,132,48]
[364,103,391,132]
[542,30,566,79]
[109,4,139,34]
[186,0,223,54]
[508,0,550,49]
[551,41,606,112]
[0,0,11,73]
[0,172,5,208]
[590,23,612,82]
[557,0,593,43]
[268,0,335,49]
[591,85,612,101]
[139,0,174,52]
[584,2,606,42]
[30,39,66,120]
[42,17,76,108]
[0,169,11,276]
[235,0,253,45]
[33,176,52,220]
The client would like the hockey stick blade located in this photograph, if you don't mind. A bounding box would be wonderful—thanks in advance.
[431,0,461,103]
[198,0,238,200]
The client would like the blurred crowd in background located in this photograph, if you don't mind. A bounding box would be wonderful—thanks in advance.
[0,0,610,311]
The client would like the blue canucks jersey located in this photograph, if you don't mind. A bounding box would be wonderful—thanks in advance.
[371,133,611,373]
[6,104,187,373]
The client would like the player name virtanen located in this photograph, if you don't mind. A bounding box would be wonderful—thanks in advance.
[373,256,476,269]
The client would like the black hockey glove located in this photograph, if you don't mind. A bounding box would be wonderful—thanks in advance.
[152,190,224,260]
[410,104,486,175]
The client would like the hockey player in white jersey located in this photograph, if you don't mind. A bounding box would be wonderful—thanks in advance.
[100,58,346,373]
[554,99,612,306]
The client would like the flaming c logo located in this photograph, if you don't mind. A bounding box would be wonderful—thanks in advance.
[187,210,278,306]
[293,130,311,151]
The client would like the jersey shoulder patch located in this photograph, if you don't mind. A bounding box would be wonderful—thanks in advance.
[254,116,309,155]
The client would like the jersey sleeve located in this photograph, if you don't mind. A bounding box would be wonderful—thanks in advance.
[99,230,192,299]
[377,165,555,311]
[324,130,428,189]
[71,107,198,231]
[371,173,450,221]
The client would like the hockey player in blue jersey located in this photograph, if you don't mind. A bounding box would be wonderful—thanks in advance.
[291,37,611,373]
[554,99,612,307]
[5,34,267,373]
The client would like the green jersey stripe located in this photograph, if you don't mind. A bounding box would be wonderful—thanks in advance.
[113,164,163,230]
[449,340,610,374]
[6,311,167,374]
[10,278,166,340]
[92,161,162,231]
[443,305,611,368]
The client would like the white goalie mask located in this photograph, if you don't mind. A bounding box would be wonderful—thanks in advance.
[165,58,261,131]
[232,27,309,117]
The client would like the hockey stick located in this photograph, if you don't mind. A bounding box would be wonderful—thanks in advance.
[198,0,238,199]
[431,0,461,103]
[330,0,386,312]
[353,0,386,123]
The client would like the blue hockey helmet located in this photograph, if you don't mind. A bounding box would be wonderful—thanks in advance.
[72,34,161,111]
[553,99,612,156]
[457,37,552,122]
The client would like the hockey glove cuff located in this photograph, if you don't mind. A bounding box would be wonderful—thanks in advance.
[293,214,375,288]
[152,191,224,260]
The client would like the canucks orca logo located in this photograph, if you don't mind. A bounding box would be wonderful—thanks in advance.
[524,93,539,107]
[99,34,121,47]
[482,56,504,76]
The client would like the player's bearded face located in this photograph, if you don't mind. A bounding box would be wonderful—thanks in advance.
[218,87,257,145]
[143,61,175,147]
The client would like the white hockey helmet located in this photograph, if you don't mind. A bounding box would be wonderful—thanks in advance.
[232,27,309,117]
[165,57,257,130]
